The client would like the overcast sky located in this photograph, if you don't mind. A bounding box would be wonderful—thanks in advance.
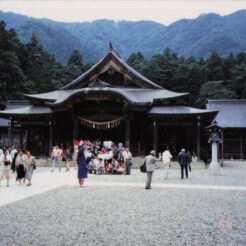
[0,0,245,25]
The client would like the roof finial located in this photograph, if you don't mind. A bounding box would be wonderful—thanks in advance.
[108,42,113,52]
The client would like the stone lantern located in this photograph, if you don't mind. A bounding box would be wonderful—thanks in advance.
[205,121,223,175]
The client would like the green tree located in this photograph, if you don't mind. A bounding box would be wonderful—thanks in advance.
[231,64,246,98]
[196,80,237,106]
[0,21,25,108]
[65,49,84,82]
[126,52,145,72]
[204,52,224,81]
[25,33,64,92]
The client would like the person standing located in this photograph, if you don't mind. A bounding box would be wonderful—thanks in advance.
[0,149,12,187]
[178,148,190,179]
[65,148,73,172]
[15,149,27,184]
[145,150,161,189]
[123,148,133,175]
[10,146,17,172]
[77,148,88,187]
[51,145,62,172]
[162,147,173,179]
[25,151,36,186]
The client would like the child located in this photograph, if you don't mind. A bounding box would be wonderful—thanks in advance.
[87,157,97,174]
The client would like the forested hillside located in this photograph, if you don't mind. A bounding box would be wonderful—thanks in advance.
[0,10,246,63]
[1,20,246,111]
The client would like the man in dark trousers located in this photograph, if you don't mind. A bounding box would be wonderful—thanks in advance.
[178,148,190,179]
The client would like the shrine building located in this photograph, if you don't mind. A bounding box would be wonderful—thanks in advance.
[0,45,217,157]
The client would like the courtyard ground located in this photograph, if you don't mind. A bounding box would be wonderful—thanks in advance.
[0,160,246,245]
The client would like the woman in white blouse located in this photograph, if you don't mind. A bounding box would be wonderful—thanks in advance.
[0,149,12,187]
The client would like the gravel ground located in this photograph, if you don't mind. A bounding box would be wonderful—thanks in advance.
[0,186,246,246]
[32,159,246,187]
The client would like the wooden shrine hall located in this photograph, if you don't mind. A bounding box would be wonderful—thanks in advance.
[0,45,217,157]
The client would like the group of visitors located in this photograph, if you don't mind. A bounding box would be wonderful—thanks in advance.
[1,140,196,189]
[76,140,132,187]
[0,146,36,187]
[50,140,133,187]
[143,147,196,189]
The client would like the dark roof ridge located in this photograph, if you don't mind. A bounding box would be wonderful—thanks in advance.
[207,99,246,104]
[61,48,163,90]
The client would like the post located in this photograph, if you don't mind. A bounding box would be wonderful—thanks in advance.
[56,127,60,146]
[125,118,130,148]
[196,116,200,160]
[138,141,141,156]
[10,119,14,146]
[73,117,79,141]
[221,130,224,166]
[19,125,23,147]
[208,131,222,175]
[49,120,53,155]
[211,142,218,163]
[209,140,222,175]
[153,121,158,155]
[240,133,243,160]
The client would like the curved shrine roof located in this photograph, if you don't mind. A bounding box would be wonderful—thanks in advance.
[24,88,189,106]
[0,101,52,117]
[148,106,218,118]
[206,100,246,128]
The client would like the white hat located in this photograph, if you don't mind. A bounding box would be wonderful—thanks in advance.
[181,148,185,152]
[150,150,156,155]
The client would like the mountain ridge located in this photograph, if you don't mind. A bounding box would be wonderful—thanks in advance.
[0,10,246,63]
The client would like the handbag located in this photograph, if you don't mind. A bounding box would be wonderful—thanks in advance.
[140,160,146,173]
[189,165,191,172]
[33,164,36,170]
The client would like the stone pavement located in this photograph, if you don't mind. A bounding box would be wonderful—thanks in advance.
[1,160,246,207]
[1,160,246,246]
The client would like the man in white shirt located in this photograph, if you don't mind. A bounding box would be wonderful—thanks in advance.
[162,147,173,179]
[10,146,17,160]
[122,148,133,175]
[51,145,62,172]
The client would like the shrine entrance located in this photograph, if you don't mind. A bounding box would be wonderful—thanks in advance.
[78,116,126,144]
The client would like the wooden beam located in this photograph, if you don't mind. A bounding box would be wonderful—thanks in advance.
[156,121,196,127]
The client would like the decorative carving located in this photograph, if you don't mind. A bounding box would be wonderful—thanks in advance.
[88,79,112,88]
[107,65,115,75]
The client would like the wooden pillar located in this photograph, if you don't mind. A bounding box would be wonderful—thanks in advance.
[56,127,60,146]
[196,116,200,160]
[73,117,79,141]
[240,132,243,160]
[153,121,158,155]
[10,119,14,146]
[49,120,53,154]
[221,130,224,166]
[26,128,30,145]
[171,126,177,153]
[125,118,130,148]
[137,141,141,156]
[19,125,23,147]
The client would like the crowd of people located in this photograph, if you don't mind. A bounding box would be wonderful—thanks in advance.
[1,140,197,189]
[51,140,133,187]
[0,146,36,187]
[143,147,197,189]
